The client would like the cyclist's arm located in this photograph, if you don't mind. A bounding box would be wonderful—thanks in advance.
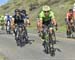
[50,11,57,26]
[38,11,44,24]
[24,17,30,26]
[39,18,43,25]
[66,13,70,23]
[26,15,30,24]
[11,17,15,26]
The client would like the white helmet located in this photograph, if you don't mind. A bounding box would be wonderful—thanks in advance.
[42,5,50,11]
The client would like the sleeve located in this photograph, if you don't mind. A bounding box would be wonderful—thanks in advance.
[25,14,29,19]
[38,11,44,20]
[50,11,55,19]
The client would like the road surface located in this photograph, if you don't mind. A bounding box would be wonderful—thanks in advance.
[0,30,75,60]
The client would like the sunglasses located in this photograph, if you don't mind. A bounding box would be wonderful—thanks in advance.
[15,11,20,14]
[44,11,49,13]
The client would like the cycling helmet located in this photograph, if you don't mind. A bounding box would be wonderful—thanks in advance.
[15,9,20,13]
[69,9,73,12]
[42,5,50,11]
[21,9,26,14]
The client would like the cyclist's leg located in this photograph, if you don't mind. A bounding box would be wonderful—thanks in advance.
[41,25,47,46]
[11,19,15,34]
[24,26,29,39]
[49,27,53,43]
[49,24,53,35]
[3,22,5,29]
[65,19,70,36]
[71,20,75,32]
[48,22,55,43]
[11,24,15,35]
[1,22,4,30]
[40,25,45,39]
[67,22,71,37]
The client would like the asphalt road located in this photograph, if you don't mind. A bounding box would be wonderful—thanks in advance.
[0,30,75,60]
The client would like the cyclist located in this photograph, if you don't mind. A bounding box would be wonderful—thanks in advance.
[11,9,24,33]
[0,15,5,30]
[37,5,57,46]
[4,14,12,33]
[5,14,12,23]
[21,9,30,38]
[65,9,74,37]
[21,9,30,26]
[11,9,29,45]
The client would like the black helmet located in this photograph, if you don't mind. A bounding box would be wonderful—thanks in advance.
[21,9,26,14]
[69,9,73,12]
[15,9,20,13]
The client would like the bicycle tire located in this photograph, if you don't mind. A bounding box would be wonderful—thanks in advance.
[49,31,55,56]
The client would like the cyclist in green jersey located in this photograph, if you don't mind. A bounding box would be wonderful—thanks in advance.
[37,5,57,39]
[0,15,5,30]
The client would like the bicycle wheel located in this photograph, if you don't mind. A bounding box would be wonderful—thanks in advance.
[6,26,11,34]
[67,30,71,38]
[23,29,29,43]
[49,32,55,56]
[52,30,56,44]
[44,41,49,54]
[70,21,75,38]
[43,28,49,54]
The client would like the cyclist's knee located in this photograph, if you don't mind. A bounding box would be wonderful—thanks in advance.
[49,27,53,33]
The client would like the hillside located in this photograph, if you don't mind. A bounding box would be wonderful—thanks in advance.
[0,0,75,32]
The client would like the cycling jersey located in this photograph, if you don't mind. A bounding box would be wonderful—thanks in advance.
[13,14,24,25]
[0,16,5,23]
[22,14,29,19]
[5,15,12,22]
[38,11,55,26]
